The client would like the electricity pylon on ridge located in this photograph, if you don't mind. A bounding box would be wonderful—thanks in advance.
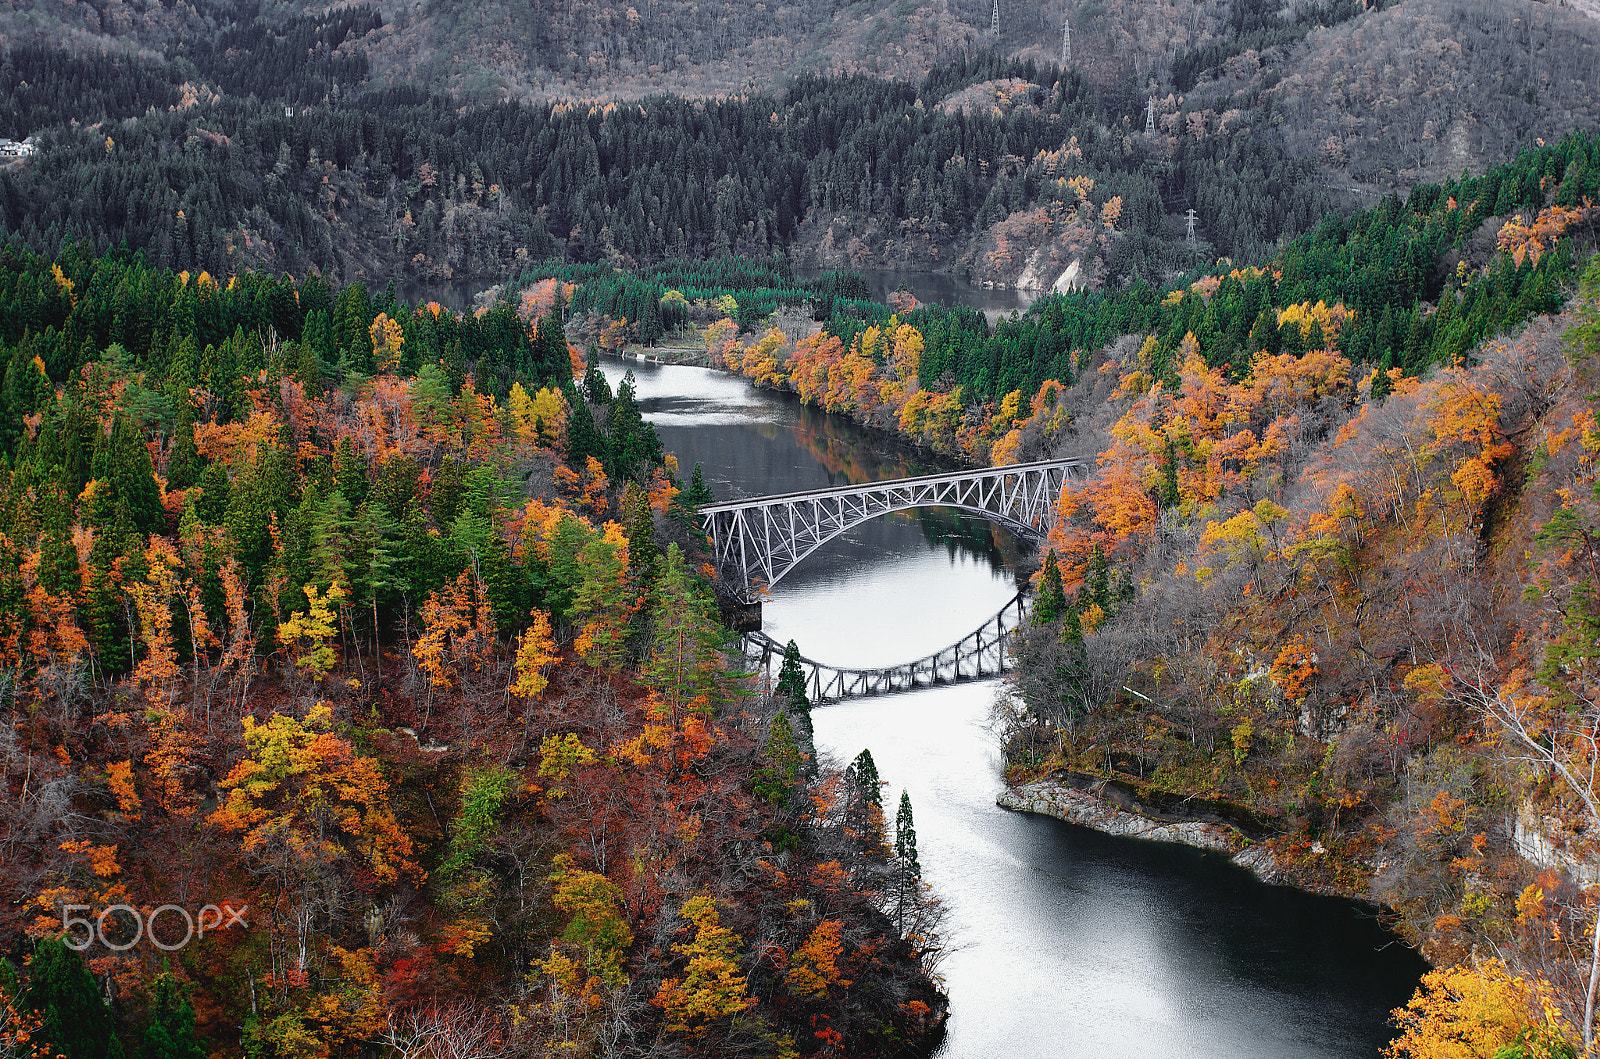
[1145,97,1156,135]
[991,0,1000,35]
[1185,208,1198,248]
[1061,13,1071,65]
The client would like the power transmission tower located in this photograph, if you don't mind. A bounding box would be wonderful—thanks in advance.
[1145,98,1156,135]
[1061,13,1071,65]
[1184,208,1198,248]
[991,0,1000,35]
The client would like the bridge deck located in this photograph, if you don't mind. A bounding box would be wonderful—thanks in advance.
[700,457,1083,514]
[744,592,1030,704]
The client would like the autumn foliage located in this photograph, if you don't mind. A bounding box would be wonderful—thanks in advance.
[0,247,943,1059]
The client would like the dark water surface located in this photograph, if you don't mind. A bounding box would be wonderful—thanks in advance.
[603,357,1426,1058]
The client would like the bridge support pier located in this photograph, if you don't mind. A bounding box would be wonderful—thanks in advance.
[721,599,763,632]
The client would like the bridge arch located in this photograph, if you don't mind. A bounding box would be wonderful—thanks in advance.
[701,458,1081,604]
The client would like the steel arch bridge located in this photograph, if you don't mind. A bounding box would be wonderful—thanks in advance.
[743,592,1030,704]
[701,458,1082,604]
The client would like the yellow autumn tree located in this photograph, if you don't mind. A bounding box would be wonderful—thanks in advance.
[369,312,405,373]
[277,583,345,679]
[654,893,757,1035]
[511,610,558,699]
[542,854,633,1000]
[1386,959,1578,1059]
[128,538,187,703]
[508,383,569,451]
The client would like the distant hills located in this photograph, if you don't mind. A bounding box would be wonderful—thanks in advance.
[1,0,1597,286]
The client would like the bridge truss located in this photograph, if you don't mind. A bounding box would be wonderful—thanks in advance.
[743,592,1030,704]
[702,458,1081,603]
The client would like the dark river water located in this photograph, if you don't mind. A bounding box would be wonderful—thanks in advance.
[600,357,1427,1058]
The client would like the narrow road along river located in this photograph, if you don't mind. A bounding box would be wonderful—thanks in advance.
[603,357,1426,1059]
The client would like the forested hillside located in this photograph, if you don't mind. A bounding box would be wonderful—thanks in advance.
[0,248,945,1058]
[6,0,1600,293]
[0,44,1346,292]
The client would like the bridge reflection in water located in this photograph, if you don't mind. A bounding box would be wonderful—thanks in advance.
[743,592,1030,704]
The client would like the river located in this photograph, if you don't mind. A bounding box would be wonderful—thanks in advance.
[602,358,1427,1058]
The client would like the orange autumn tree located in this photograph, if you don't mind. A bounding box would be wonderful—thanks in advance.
[413,570,496,690]
[210,702,421,886]
[786,919,852,1000]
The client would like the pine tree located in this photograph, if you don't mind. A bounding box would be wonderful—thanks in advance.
[582,360,613,404]
[92,414,161,533]
[138,971,205,1059]
[1033,550,1066,626]
[684,463,715,508]
[166,399,202,490]
[1159,435,1181,509]
[25,937,119,1059]
[752,712,801,808]
[895,790,920,877]
[775,639,811,717]
[622,480,657,570]
[564,389,606,467]
[333,436,367,505]
[196,462,231,524]
[1085,543,1110,609]
[606,372,662,481]
[531,314,570,384]
[844,748,885,852]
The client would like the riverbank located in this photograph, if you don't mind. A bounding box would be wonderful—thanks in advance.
[997,774,1387,904]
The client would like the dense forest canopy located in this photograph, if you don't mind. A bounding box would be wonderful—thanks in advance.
[0,237,947,1057]
[0,44,1335,287]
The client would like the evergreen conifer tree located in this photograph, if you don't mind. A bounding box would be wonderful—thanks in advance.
[25,937,119,1059]
[1085,544,1110,609]
[684,463,715,508]
[775,640,811,717]
[752,712,801,808]
[582,360,612,404]
[1033,550,1066,626]
[564,389,606,468]
[622,480,658,570]
[895,790,920,878]
[138,971,205,1059]
[166,399,202,490]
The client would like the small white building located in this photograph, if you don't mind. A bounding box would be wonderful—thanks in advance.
[0,137,38,159]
